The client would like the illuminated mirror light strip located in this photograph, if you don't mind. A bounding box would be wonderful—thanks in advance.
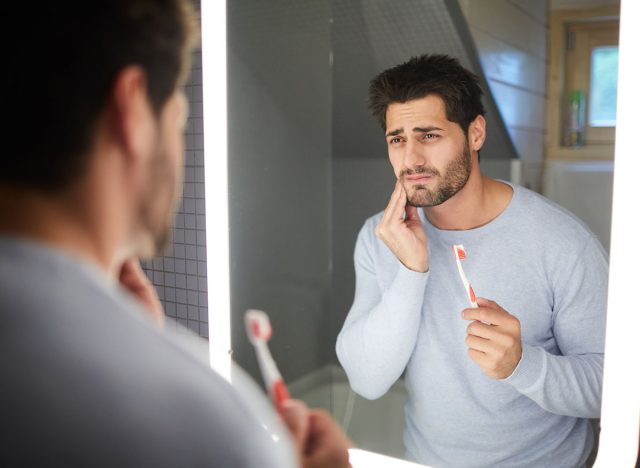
[201,0,231,381]
[348,449,431,468]
[594,0,640,465]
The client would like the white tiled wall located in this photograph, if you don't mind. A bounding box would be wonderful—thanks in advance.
[143,1,207,338]
[459,0,549,191]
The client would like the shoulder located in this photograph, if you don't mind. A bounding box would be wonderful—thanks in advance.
[512,185,600,248]
[354,210,386,255]
[358,210,384,239]
[364,210,385,228]
[0,244,294,467]
[509,186,608,276]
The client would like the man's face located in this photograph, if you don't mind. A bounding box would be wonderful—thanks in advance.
[385,95,472,207]
[139,90,188,256]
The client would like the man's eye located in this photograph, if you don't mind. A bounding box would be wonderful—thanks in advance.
[422,133,439,141]
[389,137,402,145]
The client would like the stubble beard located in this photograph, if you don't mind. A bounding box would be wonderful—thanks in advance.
[138,141,181,258]
[403,140,472,208]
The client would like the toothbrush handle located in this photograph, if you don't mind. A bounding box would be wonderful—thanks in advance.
[469,285,479,308]
[272,379,291,413]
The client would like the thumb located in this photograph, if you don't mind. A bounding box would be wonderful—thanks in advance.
[405,204,420,221]
[476,297,498,309]
[280,399,309,452]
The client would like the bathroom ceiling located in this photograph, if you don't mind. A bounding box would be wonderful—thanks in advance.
[331,0,518,160]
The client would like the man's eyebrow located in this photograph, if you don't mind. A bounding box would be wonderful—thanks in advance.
[385,126,444,137]
[414,126,443,133]
[385,128,403,137]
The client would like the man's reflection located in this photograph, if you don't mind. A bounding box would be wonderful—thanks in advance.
[336,54,608,467]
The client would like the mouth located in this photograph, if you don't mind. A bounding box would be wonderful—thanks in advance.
[404,173,434,183]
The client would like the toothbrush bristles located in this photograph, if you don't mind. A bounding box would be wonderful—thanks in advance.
[245,309,273,341]
[455,244,466,260]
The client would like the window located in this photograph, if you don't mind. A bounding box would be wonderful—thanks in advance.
[589,45,618,128]
[564,19,619,146]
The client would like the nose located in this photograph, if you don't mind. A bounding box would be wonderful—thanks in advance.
[403,139,426,171]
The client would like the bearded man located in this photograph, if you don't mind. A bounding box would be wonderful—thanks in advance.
[336,54,608,468]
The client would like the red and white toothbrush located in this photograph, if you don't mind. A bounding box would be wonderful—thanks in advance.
[244,309,291,414]
[453,244,478,308]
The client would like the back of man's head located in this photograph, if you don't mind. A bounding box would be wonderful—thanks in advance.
[2,1,198,193]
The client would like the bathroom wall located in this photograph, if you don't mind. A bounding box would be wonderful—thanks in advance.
[458,0,549,190]
[142,0,208,338]
[226,0,333,384]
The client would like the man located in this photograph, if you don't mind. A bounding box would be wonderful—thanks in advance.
[0,2,350,467]
[336,54,608,467]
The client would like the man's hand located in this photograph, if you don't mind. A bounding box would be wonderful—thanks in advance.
[375,181,429,272]
[280,399,352,468]
[118,258,165,327]
[462,298,522,379]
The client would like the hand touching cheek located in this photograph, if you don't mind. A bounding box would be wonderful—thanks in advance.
[374,181,429,273]
[119,258,165,327]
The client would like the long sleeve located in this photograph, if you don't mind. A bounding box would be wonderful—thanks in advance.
[335,221,429,400]
[503,235,608,418]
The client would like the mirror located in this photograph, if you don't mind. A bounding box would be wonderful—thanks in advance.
[228,0,612,457]
[220,0,617,464]
[228,0,612,462]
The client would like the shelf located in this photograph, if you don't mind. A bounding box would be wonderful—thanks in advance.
[546,145,615,161]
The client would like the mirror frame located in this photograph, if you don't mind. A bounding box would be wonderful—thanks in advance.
[201,0,640,465]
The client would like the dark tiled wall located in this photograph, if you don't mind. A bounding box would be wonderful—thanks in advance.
[143,1,207,338]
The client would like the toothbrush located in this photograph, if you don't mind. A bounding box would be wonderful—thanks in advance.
[452,244,478,308]
[244,309,291,414]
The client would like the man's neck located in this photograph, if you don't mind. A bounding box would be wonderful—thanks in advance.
[424,172,513,231]
[0,185,116,273]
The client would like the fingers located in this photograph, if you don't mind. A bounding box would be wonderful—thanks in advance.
[380,182,406,226]
[119,258,145,285]
[280,399,310,458]
[476,297,499,309]
[462,298,522,379]
[118,258,165,326]
[465,331,517,357]
[465,320,500,341]
[282,403,352,468]
[379,183,399,225]
[404,204,420,221]
[461,299,511,326]
[304,409,353,468]
[375,182,429,272]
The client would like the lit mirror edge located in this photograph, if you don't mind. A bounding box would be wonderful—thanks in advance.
[348,448,431,468]
[594,0,640,466]
[202,0,231,381]
[200,0,640,465]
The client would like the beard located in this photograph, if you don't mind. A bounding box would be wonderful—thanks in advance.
[401,140,472,207]
[138,139,182,258]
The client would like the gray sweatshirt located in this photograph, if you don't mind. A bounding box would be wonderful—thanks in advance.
[336,183,608,467]
[0,237,296,468]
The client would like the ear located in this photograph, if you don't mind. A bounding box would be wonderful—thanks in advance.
[467,114,486,153]
[109,66,155,165]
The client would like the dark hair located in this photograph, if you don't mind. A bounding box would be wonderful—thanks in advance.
[368,54,486,133]
[2,0,199,191]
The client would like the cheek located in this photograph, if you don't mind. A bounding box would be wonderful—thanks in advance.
[165,123,185,170]
[388,152,403,177]
[174,138,185,183]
